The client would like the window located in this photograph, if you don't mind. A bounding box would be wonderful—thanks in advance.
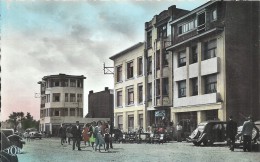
[77,80,82,87]
[156,50,160,70]
[178,50,186,67]
[52,93,60,102]
[118,115,123,130]
[211,9,217,21]
[52,80,60,87]
[116,65,122,82]
[147,56,152,74]
[117,91,122,107]
[77,94,82,102]
[178,80,186,98]
[191,78,198,96]
[163,50,169,66]
[46,94,50,103]
[158,24,167,39]
[191,46,198,63]
[127,61,134,79]
[127,87,134,105]
[55,109,59,116]
[139,114,143,128]
[156,79,160,97]
[65,93,69,102]
[70,79,76,87]
[70,93,76,102]
[197,12,206,33]
[147,31,152,48]
[178,19,197,35]
[148,83,152,100]
[205,74,217,94]
[138,57,143,76]
[128,115,134,131]
[138,84,143,104]
[64,79,69,87]
[204,39,217,60]
[162,78,169,96]
[70,108,75,116]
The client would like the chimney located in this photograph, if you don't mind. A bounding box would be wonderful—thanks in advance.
[89,90,93,94]
[105,87,109,91]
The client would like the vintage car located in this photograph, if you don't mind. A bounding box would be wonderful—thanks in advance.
[235,120,260,148]
[29,131,43,139]
[187,120,227,146]
[0,131,19,162]
[1,129,25,149]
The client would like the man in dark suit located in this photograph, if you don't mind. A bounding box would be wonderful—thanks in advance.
[71,121,82,151]
[226,116,237,151]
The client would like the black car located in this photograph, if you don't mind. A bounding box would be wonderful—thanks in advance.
[187,120,227,146]
[1,129,25,149]
[0,131,19,162]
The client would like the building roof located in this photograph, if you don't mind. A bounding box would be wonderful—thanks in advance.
[169,1,215,24]
[41,73,86,81]
[109,42,144,60]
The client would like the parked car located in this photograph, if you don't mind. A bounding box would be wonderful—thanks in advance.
[187,120,227,146]
[29,131,43,139]
[1,129,25,149]
[235,120,260,148]
[0,131,19,162]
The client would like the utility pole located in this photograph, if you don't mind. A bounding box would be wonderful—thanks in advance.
[103,62,114,75]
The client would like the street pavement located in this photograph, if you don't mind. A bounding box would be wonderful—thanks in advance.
[18,138,260,162]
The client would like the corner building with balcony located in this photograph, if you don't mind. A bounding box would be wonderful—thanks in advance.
[38,74,86,136]
[110,42,146,132]
[144,6,188,127]
[166,1,260,126]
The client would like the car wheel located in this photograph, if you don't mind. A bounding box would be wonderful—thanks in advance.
[39,138,42,140]
[203,140,208,146]
[193,141,201,146]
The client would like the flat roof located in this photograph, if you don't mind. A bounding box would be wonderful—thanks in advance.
[41,73,86,80]
[109,42,144,60]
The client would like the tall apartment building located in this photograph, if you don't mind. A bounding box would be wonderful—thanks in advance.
[109,1,259,132]
[88,87,114,125]
[110,42,146,132]
[38,73,86,135]
[166,1,259,126]
[144,6,188,127]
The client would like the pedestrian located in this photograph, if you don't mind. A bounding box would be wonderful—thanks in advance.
[89,121,96,150]
[241,116,258,152]
[94,121,105,152]
[176,123,183,142]
[71,121,82,151]
[82,124,90,146]
[226,115,237,151]
[66,124,72,145]
[59,123,67,145]
[104,128,110,151]
[106,121,113,149]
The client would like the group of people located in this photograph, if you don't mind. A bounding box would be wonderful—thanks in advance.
[226,115,259,152]
[58,121,113,152]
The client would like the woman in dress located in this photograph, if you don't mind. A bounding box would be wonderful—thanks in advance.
[89,122,96,149]
[82,124,90,146]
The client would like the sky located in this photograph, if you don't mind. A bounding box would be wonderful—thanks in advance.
[1,0,207,121]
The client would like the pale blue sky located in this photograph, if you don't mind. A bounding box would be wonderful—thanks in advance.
[1,0,208,120]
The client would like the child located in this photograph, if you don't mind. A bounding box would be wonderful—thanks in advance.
[104,128,110,151]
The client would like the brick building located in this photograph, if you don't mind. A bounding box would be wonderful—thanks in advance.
[88,87,114,124]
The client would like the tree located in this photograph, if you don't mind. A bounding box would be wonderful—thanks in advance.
[7,112,24,132]
[7,112,39,132]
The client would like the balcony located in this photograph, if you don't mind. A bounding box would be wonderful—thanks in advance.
[174,92,220,107]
